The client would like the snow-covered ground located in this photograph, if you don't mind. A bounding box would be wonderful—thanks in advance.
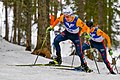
[0,1,120,79]
[0,38,120,80]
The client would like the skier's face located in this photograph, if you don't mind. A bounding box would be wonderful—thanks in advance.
[64,15,72,22]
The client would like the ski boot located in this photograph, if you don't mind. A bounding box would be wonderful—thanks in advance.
[108,66,116,74]
[110,71,116,74]
[75,64,93,73]
[49,56,62,65]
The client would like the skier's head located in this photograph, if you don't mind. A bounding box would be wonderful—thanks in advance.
[63,7,74,22]
[63,7,73,16]
[86,21,93,28]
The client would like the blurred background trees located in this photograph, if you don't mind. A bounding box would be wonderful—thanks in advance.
[1,0,120,58]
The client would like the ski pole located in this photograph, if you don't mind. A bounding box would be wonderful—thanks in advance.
[88,41,100,74]
[111,56,119,74]
[71,49,76,68]
[33,33,48,65]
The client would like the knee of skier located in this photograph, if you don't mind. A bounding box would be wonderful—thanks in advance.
[54,38,60,46]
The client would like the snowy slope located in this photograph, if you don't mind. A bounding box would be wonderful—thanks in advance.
[0,38,120,80]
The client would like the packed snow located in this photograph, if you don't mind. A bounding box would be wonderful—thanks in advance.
[0,38,120,80]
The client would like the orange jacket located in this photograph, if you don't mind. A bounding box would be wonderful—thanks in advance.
[90,27,111,49]
[51,15,90,34]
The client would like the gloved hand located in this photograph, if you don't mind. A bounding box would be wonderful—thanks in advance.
[46,26,53,33]
[85,34,91,39]
[109,49,113,56]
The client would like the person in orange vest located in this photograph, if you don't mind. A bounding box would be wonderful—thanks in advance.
[46,7,92,72]
[82,21,116,74]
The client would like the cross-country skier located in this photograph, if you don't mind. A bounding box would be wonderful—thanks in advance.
[82,21,116,74]
[46,7,92,72]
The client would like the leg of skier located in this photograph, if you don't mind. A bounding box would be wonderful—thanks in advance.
[70,35,92,72]
[95,42,116,74]
[49,31,68,65]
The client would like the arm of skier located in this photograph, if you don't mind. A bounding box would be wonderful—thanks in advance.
[76,18,90,35]
[51,15,64,28]
[97,29,111,49]
[50,15,55,25]
[46,16,62,33]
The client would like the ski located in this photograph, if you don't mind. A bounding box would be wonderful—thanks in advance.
[107,72,120,75]
[15,63,93,73]
[53,67,93,73]
[15,63,73,68]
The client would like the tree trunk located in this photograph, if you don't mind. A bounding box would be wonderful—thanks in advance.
[75,0,84,21]
[53,0,58,19]
[13,1,17,44]
[108,0,113,39]
[4,0,9,41]
[60,0,62,12]
[98,0,107,30]
[33,0,37,22]
[18,0,22,45]
[24,0,32,51]
[32,0,51,59]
